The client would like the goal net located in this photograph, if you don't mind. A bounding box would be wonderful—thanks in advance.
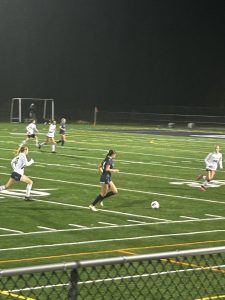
[10,98,55,123]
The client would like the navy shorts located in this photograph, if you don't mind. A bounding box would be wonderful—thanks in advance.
[28,134,35,138]
[11,172,22,181]
[100,173,111,184]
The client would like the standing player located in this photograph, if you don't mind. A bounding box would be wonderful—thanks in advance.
[89,149,119,211]
[0,146,34,200]
[56,117,66,146]
[38,120,57,153]
[196,145,223,191]
[20,119,39,147]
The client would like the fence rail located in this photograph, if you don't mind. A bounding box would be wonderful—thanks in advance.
[1,246,225,299]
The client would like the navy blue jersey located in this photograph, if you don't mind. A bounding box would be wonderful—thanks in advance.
[101,156,113,174]
[59,123,66,135]
[100,156,114,184]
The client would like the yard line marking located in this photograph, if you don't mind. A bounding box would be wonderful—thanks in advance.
[0,290,36,300]
[1,215,225,237]
[1,229,225,252]
[205,214,223,218]
[98,222,117,226]
[11,173,223,206]
[0,227,24,234]
[2,239,225,265]
[6,263,225,294]
[37,226,57,232]
[127,219,150,224]
[195,295,225,300]
[69,224,88,228]
[180,216,200,220]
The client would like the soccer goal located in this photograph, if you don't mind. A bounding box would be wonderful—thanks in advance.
[10,98,55,123]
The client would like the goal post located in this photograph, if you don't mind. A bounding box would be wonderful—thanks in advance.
[10,98,55,123]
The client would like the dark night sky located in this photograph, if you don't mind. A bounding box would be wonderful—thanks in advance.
[0,0,225,116]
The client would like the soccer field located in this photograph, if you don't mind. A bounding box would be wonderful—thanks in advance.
[0,122,225,270]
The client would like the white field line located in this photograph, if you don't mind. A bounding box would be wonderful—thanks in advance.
[180,216,200,220]
[68,224,88,228]
[0,227,24,234]
[0,215,225,238]
[0,192,224,238]
[1,170,224,206]
[1,229,225,252]
[37,226,57,232]
[127,219,150,224]
[205,214,223,218]
[8,264,225,293]
[98,222,117,226]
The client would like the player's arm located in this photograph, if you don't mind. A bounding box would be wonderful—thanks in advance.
[24,155,34,167]
[98,163,103,173]
[107,164,119,173]
[219,155,223,169]
[204,153,212,168]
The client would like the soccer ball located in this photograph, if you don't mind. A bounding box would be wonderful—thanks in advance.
[151,201,160,209]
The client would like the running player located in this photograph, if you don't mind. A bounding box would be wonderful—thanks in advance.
[89,149,119,211]
[0,146,34,200]
[38,120,57,153]
[56,117,66,146]
[20,119,39,147]
[196,145,223,191]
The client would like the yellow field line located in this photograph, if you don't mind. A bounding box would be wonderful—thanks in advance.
[161,258,225,274]
[1,239,225,265]
[0,290,35,300]
[195,295,225,300]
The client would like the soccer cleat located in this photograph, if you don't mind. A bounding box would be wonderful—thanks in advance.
[38,144,41,149]
[51,151,56,153]
[100,201,104,207]
[196,174,203,181]
[89,204,98,211]
[199,186,206,192]
[24,196,32,201]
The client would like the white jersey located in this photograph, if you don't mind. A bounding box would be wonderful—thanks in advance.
[26,123,38,135]
[11,153,34,175]
[205,152,223,171]
[47,124,56,138]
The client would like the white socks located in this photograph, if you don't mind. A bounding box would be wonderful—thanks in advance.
[0,185,6,191]
[26,183,33,197]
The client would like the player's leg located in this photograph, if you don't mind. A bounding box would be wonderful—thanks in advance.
[200,170,214,191]
[20,175,33,200]
[51,138,56,153]
[89,184,108,211]
[100,181,118,206]
[0,178,15,191]
[35,135,39,147]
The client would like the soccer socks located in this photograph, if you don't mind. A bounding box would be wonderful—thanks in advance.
[103,191,115,199]
[202,179,210,188]
[20,140,26,147]
[0,185,6,191]
[26,183,32,197]
[56,140,65,146]
[52,144,56,152]
[92,194,104,206]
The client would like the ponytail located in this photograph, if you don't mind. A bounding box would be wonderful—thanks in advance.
[15,146,28,156]
[106,149,116,159]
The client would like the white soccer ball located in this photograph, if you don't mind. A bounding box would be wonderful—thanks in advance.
[151,201,160,209]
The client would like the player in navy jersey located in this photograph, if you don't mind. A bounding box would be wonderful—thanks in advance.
[0,146,34,200]
[56,118,66,146]
[89,149,119,211]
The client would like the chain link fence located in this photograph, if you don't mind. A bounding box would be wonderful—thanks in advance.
[1,246,225,299]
